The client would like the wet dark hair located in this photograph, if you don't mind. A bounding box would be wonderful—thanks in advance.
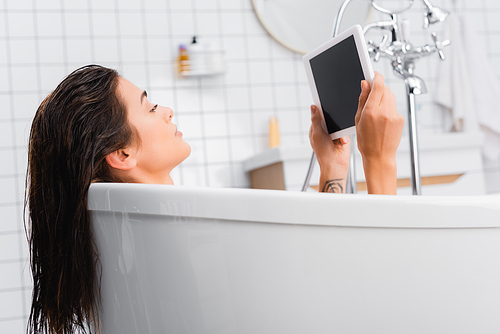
[26,65,136,334]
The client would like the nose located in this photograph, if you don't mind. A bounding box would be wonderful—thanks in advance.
[162,107,174,122]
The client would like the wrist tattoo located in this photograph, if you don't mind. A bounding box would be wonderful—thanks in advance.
[322,179,345,193]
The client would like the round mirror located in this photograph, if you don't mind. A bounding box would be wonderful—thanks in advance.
[252,0,373,54]
[371,0,414,15]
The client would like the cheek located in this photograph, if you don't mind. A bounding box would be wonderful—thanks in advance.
[137,125,167,154]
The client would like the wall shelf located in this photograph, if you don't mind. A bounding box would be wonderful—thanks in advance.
[175,50,226,78]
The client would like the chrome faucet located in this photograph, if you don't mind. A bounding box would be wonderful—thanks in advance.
[365,13,450,74]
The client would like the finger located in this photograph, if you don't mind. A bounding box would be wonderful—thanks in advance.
[381,86,391,108]
[359,80,370,108]
[309,106,315,139]
[332,136,350,148]
[310,105,324,135]
[381,86,396,112]
[355,80,370,124]
[365,71,385,110]
[310,105,325,128]
[338,135,351,146]
[310,104,319,121]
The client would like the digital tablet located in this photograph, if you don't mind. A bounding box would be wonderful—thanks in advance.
[303,25,374,140]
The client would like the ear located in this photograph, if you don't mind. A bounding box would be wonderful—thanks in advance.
[105,149,137,171]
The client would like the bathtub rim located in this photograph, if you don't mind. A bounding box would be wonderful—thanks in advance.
[88,183,500,229]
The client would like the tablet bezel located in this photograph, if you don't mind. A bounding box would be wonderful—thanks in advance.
[303,25,375,140]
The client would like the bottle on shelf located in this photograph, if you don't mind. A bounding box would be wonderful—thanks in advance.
[177,44,190,75]
[269,116,280,148]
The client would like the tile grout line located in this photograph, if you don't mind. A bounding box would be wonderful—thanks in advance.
[3,0,29,324]
[215,0,236,187]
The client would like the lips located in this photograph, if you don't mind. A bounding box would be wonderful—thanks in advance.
[175,125,182,137]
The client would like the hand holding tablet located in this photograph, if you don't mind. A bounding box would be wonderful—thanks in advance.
[304,25,404,194]
[356,73,404,195]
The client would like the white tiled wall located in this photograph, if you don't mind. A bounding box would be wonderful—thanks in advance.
[1,0,500,331]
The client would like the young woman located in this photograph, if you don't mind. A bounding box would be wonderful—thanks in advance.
[27,65,190,334]
[26,65,402,334]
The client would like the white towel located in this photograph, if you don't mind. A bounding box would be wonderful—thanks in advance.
[434,13,479,133]
[462,15,500,160]
[435,12,500,160]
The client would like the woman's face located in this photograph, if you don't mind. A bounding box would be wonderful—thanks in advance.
[117,77,191,181]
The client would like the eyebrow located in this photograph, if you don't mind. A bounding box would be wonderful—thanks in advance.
[141,90,147,104]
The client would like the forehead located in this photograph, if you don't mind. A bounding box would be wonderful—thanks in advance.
[117,77,143,107]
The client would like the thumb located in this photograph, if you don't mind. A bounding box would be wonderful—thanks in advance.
[310,105,322,125]
[310,105,329,138]
[355,80,370,125]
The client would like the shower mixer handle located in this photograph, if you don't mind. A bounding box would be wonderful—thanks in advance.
[413,33,450,59]
[431,32,450,60]
[377,32,450,65]
[364,24,450,66]
[368,35,390,62]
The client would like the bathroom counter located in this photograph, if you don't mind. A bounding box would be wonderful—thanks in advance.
[243,132,485,195]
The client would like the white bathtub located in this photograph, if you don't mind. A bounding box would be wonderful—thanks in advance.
[88,183,500,334]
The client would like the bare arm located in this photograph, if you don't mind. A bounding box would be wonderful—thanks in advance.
[355,72,404,194]
[309,105,350,193]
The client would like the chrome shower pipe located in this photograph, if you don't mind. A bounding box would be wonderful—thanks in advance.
[302,0,357,193]
[395,64,426,195]
[346,134,357,194]
[301,152,317,192]
[333,0,356,38]
[406,89,422,195]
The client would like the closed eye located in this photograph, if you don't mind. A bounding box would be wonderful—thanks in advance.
[150,104,158,113]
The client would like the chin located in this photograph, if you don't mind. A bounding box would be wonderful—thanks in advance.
[181,142,191,162]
